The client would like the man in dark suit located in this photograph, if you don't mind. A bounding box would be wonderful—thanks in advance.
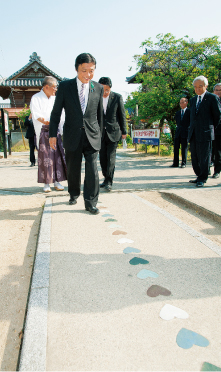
[171,97,190,168]
[24,113,36,167]
[98,77,127,191]
[188,75,221,187]
[212,83,221,178]
[49,53,103,214]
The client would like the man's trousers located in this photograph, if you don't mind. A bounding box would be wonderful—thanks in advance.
[99,131,118,185]
[190,133,212,182]
[173,135,188,166]
[65,129,99,209]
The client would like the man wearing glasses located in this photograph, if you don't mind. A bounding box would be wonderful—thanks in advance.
[30,76,67,192]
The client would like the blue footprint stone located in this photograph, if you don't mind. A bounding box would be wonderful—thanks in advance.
[137,269,158,279]
[176,328,209,349]
[123,247,141,254]
[129,257,149,265]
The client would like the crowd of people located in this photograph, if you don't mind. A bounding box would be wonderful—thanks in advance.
[26,53,221,214]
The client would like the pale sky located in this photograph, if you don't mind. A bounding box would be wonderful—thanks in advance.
[1,0,221,103]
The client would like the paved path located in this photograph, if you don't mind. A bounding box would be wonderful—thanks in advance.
[1,150,221,371]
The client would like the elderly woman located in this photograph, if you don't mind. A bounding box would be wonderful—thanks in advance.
[30,76,67,192]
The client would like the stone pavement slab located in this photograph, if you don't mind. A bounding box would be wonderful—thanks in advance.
[20,191,221,371]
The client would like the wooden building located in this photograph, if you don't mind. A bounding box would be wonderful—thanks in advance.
[0,52,65,129]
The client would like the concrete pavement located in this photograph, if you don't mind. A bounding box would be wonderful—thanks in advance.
[1,149,221,371]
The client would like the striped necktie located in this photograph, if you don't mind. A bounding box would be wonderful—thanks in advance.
[196,95,201,113]
[181,109,184,119]
[80,83,85,113]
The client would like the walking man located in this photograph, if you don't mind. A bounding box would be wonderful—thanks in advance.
[98,77,127,191]
[212,83,221,178]
[188,76,221,187]
[49,53,103,214]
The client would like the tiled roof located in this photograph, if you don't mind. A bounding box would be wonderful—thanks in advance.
[6,52,63,81]
[0,79,44,87]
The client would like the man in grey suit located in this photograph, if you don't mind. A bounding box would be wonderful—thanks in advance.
[188,75,221,187]
[49,53,103,214]
[98,77,127,191]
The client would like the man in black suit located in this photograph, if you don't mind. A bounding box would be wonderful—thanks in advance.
[49,53,103,214]
[171,97,190,168]
[212,83,221,179]
[24,113,36,167]
[188,75,221,187]
[98,77,127,191]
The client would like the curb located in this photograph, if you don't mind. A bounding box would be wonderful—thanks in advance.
[160,191,221,224]
[18,198,52,371]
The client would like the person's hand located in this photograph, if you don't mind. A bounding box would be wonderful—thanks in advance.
[44,120,50,125]
[49,137,57,150]
[29,113,32,120]
[122,134,127,140]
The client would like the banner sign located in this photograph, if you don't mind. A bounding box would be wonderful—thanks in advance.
[4,111,9,134]
[133,129,160,145]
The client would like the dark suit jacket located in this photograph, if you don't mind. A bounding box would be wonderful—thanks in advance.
[215,97,221,135]
[49,78,103,151]
[24,116,35,138]
[188,92,221,142]
[175,108,190,139]
[103,92,127,142]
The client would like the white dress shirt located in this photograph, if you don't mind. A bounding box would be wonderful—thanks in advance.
[76,77,89,114]
[30,89,64,149]
[103,95,109,114]
[196,91,207,105]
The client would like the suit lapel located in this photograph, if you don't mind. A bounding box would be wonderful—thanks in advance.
[70,78,82,112]
[106,91,114,114]
[84,81,92,115]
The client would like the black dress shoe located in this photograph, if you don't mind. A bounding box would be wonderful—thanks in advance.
[170,164,179,167]
[189,179,197,183]
[180,164,186,168]
[30,163,35,167]
[104,184,112,192]
[100,182,106,188]
[196,181,204,187]
[85,206,100,214]
[69,198,77,205]
[212,172,220,179]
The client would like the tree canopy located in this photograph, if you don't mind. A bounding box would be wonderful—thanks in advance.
[126,34,221,136]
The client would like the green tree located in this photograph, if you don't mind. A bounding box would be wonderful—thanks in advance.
[16,104,31,126]
[126,34,221,138]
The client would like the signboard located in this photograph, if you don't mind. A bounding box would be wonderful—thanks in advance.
[133,129,160,146]
[4,111,9,134]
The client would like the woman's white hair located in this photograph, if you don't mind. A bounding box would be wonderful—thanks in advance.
[193,75,208,86]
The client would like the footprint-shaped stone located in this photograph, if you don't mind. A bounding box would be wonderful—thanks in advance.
[102,214,114,217]
[176,328,209,349]
[109,224,122,229]
[137,269,158,279]
[123,247,141,254]
[129,257,149,265]
[117,238,134,244]
[112,230,127,235]
[100,209,111,214]
[105,218,117,222]
[147,285,171,297]
[160,304,189,320]
[201,362,221,371]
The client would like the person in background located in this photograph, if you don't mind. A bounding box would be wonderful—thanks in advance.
[188,76,221,187]
[24,113,36,167]
[30,76,66,193]
[212,83,221,178]
[98,77,127,191]
[170,97,190,168]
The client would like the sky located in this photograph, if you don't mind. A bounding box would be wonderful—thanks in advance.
[1,0,221,103]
